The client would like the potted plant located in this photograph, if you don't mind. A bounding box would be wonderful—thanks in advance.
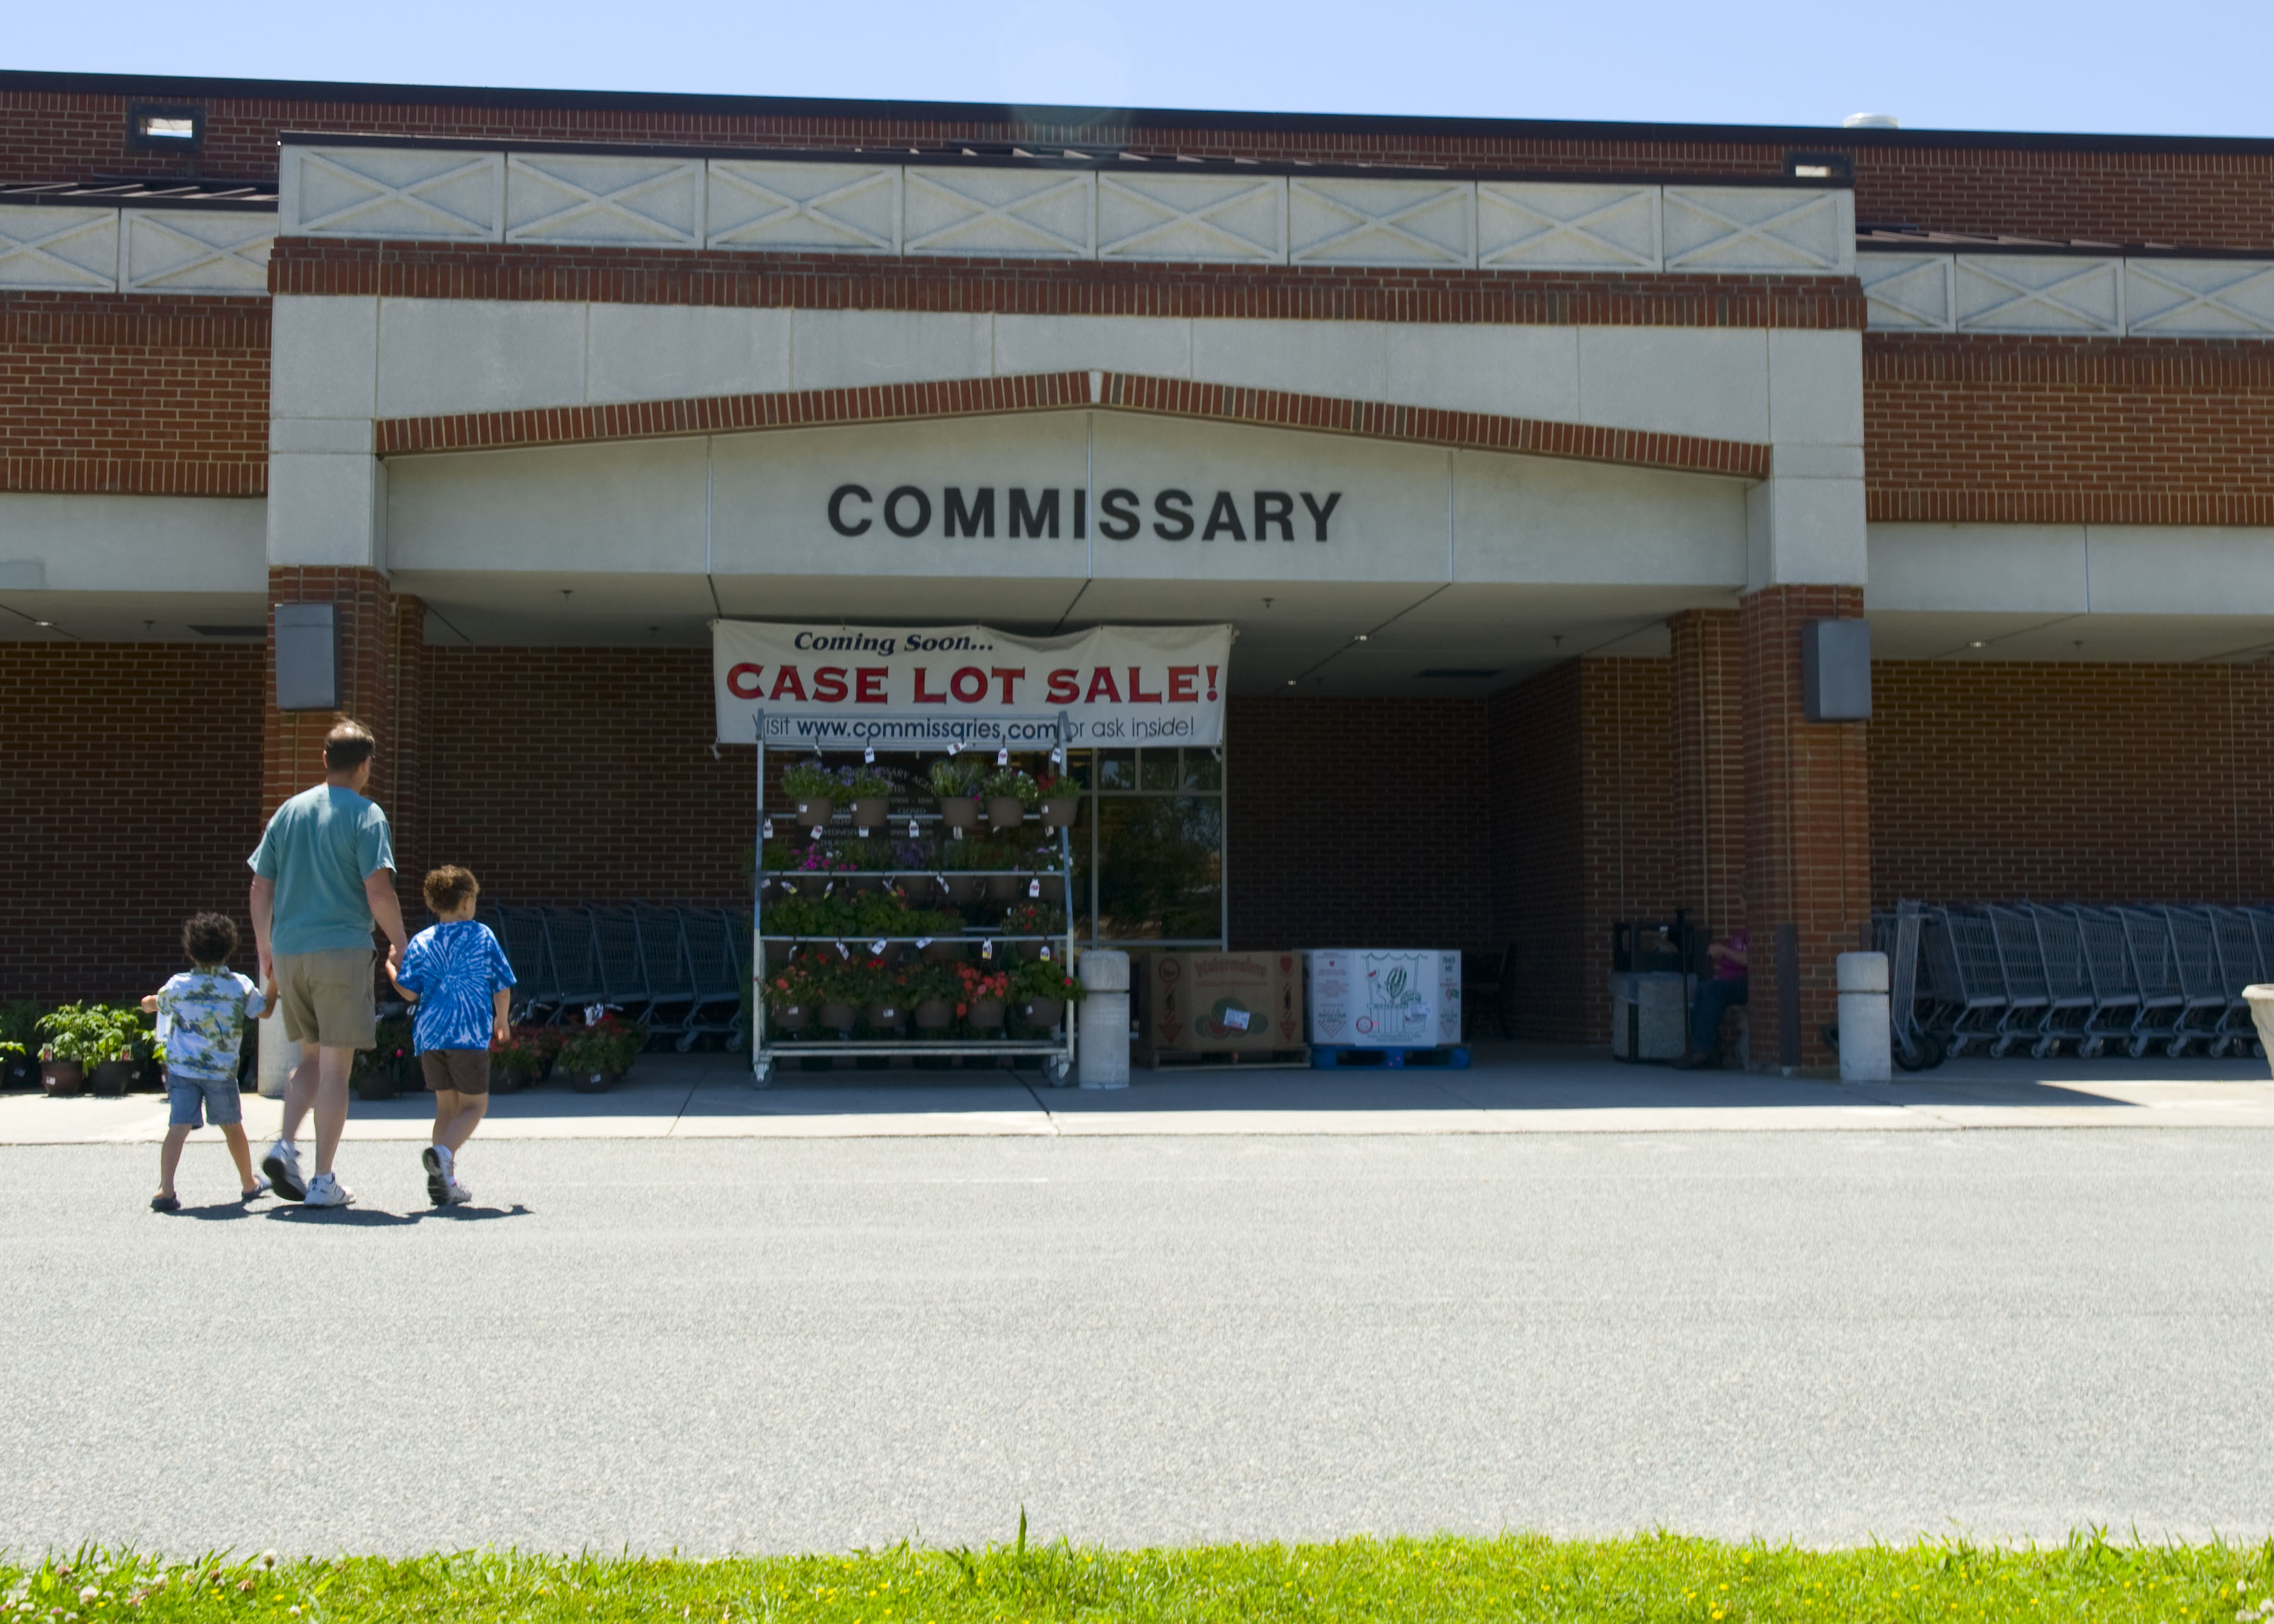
[817,957,861,1036]
[1000,900,1067,940]
[929,754,982,832]
[38,1003,144,1096]
[1036,770,1081,830]
[766,958,828,1033]
[1012,957,1079,1033]
[916,907,970,962]
[936,835,992,905]
[907,963,958,1032]
[863,960,911,1035]
[352,1014,415,1100]
[1,1001,42,1090]
[846,765,895,833]
[489,1026,548,1094]
[781,759,839,831]
[982,766,1039,832]
[954,961,1011,1030]
[558,1013,646,1092]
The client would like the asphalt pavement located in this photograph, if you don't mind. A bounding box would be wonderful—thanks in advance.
[6,1126,2273,1557]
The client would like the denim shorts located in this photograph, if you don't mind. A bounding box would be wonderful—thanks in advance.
[166,1072,243,1129]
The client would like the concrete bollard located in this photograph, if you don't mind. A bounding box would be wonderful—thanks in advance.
[1077,950,1130,1090]
[1836,951,1891,1083]
[255,1008,299,1100]
[2244,986,2274,1076]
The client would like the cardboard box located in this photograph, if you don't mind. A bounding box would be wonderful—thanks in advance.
[1305,950,1464,1048]
[1136,951,1304,1063]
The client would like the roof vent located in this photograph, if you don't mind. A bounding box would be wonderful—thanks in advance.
[1842,113,1900,129]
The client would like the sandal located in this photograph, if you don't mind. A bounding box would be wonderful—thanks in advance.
[149,1193,180,1212]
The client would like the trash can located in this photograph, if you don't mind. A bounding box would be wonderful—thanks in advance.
[1610,970,1688,1061]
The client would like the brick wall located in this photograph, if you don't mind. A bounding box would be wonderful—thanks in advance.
[1864,335,2274,526]
[1484,658,1678,1043]
[273,239,1864,332]
[8,83,2271,251]
[0,643,265,1001]
[0,293,269,495]
[1225,695,1493,953]
[416,647,752,911]
[1871,660,2274,906]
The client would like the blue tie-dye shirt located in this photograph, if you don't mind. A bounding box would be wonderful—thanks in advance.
[394,921,517,1053]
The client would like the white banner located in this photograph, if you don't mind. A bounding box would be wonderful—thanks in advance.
[713,621,1231,748]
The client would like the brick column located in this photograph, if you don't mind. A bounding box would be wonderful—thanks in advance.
[1739,584,1871,1072]
[260,567,425,906]
[1668,608,1745,938]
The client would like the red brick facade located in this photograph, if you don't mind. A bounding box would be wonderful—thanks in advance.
[7,79,2270,249]
[1864,335,2274,526]
[0,643,264,999]
[1871,661,2274,907]
[0,293,268,495]
[1740,586,1873,1069]
[271,238,1866,331]
[1225,696,1493,955]
[378,369,1774,478]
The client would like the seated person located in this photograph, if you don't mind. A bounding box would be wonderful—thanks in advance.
[1677,928,1748,1069]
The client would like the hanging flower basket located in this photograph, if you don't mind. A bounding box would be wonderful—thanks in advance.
[914,998,954,1031]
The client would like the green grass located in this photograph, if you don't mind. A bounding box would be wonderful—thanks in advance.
[6,1529,2270,1624]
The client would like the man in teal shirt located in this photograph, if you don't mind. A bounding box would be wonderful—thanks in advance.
[248,719,410,1209]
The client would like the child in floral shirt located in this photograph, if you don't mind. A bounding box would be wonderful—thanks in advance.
[389,865,515,1207]
[142,912,275,1211]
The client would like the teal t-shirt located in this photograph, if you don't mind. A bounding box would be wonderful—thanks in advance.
[248,784,395,957]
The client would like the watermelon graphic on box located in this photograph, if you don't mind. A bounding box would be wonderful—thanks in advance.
[1303,950,1462,1048]
[1135,951,1305,1066]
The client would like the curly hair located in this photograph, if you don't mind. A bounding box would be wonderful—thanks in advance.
[423,865,480,914]
[183,912,239,967]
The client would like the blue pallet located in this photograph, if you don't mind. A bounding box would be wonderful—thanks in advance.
[1311,1044,1471,1071]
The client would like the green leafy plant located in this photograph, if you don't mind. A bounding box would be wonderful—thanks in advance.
[490,1025,553,1088]
[1000,901,1067,938]
[0,1000,44,1052]
[983,767,1040,806]
[559,1014,645,1076]
[781,760,837,799]
[845,765,895,800]
[352,1014,416,1093]
[1011,957,1079,1003]
[37,1002,149,1065]
[929,755,982,797]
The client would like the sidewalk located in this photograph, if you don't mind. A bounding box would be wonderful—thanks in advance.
[7,1042,2274,1143]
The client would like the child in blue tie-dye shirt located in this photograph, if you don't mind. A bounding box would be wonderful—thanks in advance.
[389,865,515,1207]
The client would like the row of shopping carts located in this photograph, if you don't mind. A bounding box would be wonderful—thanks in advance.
[1878,902,2274,1063]
[472,905,751,1049]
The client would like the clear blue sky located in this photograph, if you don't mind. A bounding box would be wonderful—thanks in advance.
[11,0,2272,139]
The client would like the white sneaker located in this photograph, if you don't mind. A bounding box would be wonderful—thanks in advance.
[444,1175,472,1206]
[302,1172,355,1208]
[262,1139,306,1202]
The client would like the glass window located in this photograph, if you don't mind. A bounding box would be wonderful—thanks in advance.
[1062,744,1227,949]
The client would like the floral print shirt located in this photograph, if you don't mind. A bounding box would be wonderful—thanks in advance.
[156,968,264,1081]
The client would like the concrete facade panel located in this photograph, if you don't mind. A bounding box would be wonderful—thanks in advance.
[1577,328,1770,443]
[0,493,268,594]
[587,304,792,405]
[268,296,377,422]
[375,298,589,420]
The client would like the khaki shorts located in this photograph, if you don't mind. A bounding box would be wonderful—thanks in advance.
[420,1048,490,1096]
[274,948,377,1050]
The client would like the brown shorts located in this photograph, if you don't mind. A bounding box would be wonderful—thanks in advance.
[420,1049,491,1096]
[275,948,377,1050]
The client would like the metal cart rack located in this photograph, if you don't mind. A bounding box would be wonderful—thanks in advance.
[749,712,1077,1088]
